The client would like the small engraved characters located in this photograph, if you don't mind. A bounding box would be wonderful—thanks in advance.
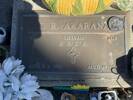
[67,47,80,64]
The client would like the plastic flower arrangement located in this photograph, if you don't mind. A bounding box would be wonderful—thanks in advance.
[71,84,90,90]
[0,57,40,100]
[42,0,113,16]
[42,0,133,16]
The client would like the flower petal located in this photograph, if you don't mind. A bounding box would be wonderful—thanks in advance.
[11,95,18,100]
[17,92,32,100]
[21,84,39,94]
[11,65,25,78]
[0,91,3,100]
[4,93,12,100]
[9,76,20,92]
[21,73,37,84]
[38,89,53,100]
[21,80,39,89]
[19,73,40,99]
[3,57,14,75]
[0,70,7,92]
[0,70,7,82]
[13,59,22,67]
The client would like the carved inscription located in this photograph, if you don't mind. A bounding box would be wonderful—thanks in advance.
[58,35,88,64]
[20,13,126,74]
[59,35,87,47]
[107,35,118,41]
[50,22,107,31]
[67,47,80,64]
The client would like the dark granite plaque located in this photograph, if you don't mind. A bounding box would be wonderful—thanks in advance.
[11,7,133,87]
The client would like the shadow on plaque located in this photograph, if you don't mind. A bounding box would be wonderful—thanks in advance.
[18,1,88,99]
[18,0,133,92]
[15,1,133,100]
[19,0,86,87]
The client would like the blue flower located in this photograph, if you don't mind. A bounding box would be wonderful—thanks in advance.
[15,73,40,100]
[2,57,25,77]
[0,57,40,100]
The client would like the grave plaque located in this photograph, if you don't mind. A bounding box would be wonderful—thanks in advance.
[11,1,133,87]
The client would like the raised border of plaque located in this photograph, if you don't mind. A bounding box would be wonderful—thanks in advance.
[11,0,133,87]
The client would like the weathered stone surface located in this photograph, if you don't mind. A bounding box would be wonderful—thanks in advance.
[19,12,126,73]
[11,0,133,87]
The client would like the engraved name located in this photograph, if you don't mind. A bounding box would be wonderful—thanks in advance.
[49,22,107,31]
[64,35,85,41]
[87,64,115,70]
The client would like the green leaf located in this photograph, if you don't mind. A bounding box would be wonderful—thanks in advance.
[72,0,83,15]
[95,0,105,13]
[48,0,58,13]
